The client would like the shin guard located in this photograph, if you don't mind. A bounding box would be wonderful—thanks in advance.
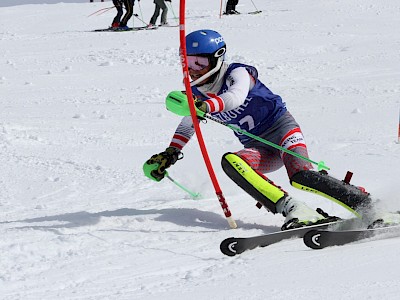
[290,170,371,217]
[221,153,286,213]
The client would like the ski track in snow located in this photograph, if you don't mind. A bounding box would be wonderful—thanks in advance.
[1,0,400,299]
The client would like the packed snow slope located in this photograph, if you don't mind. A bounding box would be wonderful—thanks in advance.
[1,0,399,299]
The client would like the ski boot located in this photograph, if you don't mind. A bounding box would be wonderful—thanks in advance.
[290,170,372,217]
[277,196,340,230]
[111,22,120,29]
[147,23,157,29]
[116,25,130,31]
[367,211,400,228]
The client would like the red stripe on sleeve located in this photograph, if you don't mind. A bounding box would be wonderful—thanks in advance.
[214,95,225,111]
[173,134,189,143]
[205,99,216,112]
[169,142,183,150]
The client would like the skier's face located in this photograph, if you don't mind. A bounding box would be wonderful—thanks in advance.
[188,56,212,84]
[189,66,212,84]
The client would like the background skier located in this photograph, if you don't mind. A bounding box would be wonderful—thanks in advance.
[111,0,136,30]
[149,0,170,27]
[225,0,240,15]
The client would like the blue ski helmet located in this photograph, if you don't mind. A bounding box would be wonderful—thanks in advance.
[185,30,226,85]
[186,29,226,57]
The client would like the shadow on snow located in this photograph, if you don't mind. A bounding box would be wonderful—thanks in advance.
[1,207,278,233]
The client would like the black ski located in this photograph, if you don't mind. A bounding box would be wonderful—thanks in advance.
[223,10,262,16]
[93,26,158,32]
[248,10,262,15]
[93,28,120,32]
[158,24,179,28]
[220,219,356,256]
[303,224,400,250]
[136,26,158,31]
[93,27,135,32]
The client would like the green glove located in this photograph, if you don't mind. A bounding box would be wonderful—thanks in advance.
[143,147,182,181]
[166,91,207,118]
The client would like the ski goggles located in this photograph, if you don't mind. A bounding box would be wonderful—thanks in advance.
[187,56,210,71]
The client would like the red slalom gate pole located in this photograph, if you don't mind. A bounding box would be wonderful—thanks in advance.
[178,0,237,229]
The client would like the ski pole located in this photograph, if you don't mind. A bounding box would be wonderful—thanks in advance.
[165,91,330,171]
[138,1,145,22]
[87,6,115,17]
[166,175,202,199]
[166,2,178,21]
[133,13,148,26]
[143,162,202,199]
[203,112,329,171]
[250,0,261,12]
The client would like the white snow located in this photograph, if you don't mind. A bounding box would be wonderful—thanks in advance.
[1,0,400,299]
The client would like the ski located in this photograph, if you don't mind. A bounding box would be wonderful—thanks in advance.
[158,24,179,28]
[248,10,262,15]
[303,224,400,250]
[136,26,159,31]
[220,218,357,256]
[223,10,262,16]
[93,27,136,32]
[93,28,121,32]
[93,26,158,32]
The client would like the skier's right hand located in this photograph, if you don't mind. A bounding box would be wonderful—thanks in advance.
[194,99,208,113]
[144,147,182,181]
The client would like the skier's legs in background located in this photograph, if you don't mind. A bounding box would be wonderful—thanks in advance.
[112,0,124,27]
[225,0,240,14]
[120,0,135,27]
[158,0,168,25]
[150,0,167,25]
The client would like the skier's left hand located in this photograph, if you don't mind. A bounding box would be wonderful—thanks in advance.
[145,147,182,181]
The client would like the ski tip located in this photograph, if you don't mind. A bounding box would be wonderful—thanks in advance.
[303,229,324,250]
[220,237,239,256]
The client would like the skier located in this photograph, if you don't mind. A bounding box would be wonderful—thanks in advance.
[111,0,136,30]
[144,29,400,230]
[148,0,170,27]
[111,0,123,29]
[225,0,240,15]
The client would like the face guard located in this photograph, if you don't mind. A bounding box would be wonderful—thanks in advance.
[188,47,226,86]
[187,56,210,71]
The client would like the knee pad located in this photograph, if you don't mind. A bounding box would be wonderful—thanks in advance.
[290,170,371,217]
[221,152,286,213]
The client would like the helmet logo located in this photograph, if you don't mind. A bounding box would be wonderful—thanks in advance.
[214,36,224,45]
[192,42,199,48]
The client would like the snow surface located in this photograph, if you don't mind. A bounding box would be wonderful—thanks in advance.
[1,0,400,299]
